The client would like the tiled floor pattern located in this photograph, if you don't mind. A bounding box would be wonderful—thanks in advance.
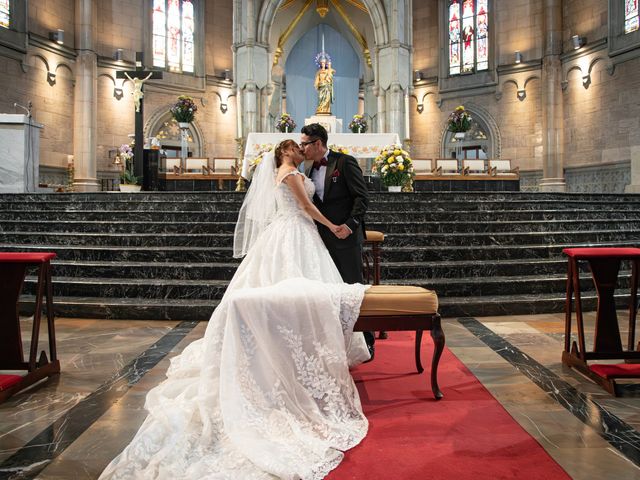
[2,313,640,479]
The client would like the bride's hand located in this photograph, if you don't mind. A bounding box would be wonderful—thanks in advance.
[329,224,341,236]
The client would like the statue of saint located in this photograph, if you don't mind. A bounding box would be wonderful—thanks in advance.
[124,72,153,113]
[314,58,334,115]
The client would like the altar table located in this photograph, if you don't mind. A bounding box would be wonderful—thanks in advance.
[242,132,401,179]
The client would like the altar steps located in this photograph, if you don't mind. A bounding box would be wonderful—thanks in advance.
[1,191,639,320]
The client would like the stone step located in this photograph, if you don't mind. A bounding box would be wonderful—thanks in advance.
[22,270,619,300]
[18,290,634,320]
[2,218,640,235]
[2,208,640,223]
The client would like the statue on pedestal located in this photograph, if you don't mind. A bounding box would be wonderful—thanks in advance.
[314,55,334,115]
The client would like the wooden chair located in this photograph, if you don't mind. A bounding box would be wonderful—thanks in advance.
[364,230,387,339]
[562,247,640,395]
[433,159,460,175]
[162,157,181,174]
[488,159,519,177]
[354,285,444,399]
[0,252,60,403]
[462,159,487,175]
[412,159,433,175]
[213,157,238,175]
[186,157,209,173]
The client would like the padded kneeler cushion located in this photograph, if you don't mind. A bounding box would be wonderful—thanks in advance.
[360,285,438,316]
[589,363,640,379]
[0,375,23,391]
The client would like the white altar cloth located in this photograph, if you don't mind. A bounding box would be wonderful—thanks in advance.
[242,132,400,178]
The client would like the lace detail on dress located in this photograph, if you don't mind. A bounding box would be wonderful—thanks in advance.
[275,170,315,216]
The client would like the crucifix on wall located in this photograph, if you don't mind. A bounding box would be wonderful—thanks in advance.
[116,52,163,179]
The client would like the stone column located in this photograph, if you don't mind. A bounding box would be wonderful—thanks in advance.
[374,86,386,133]
[625,145,640,193]
[72,0,99,192]
[387,82,405,140]
[539,0,566,192]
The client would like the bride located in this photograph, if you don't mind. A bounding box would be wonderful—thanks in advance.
[99,140,371,479]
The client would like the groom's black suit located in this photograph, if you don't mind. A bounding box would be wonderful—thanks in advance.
[307,149,368,284]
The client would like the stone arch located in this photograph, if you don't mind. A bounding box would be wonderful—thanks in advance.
[145,105,206,158]
[439,103,501,159]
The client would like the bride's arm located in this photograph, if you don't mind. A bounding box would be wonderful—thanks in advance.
[283,174,339,233]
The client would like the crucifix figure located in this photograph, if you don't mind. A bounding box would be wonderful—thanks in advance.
[116,52,163,179]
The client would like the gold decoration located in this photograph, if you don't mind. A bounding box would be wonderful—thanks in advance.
[316,0,329,17]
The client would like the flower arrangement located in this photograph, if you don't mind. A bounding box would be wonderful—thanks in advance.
[372,144,414,187]
[275,113,296,133]
[348,114,368,133]
[248,146,274,178]
[118,144,139,185]
[328,144,349,155]
[447,105,471,133]
[170,95,198,123]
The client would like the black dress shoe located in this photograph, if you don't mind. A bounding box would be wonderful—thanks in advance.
[363,343,375,363]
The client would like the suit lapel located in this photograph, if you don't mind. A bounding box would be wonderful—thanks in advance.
[324,151,338,200]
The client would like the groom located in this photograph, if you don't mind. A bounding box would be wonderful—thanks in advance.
[300,123,375,358]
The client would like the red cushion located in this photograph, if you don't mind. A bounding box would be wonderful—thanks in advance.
[589,363,640,379]
[0,374,23,391]
[0,252,56,263]
[563,247,640,259]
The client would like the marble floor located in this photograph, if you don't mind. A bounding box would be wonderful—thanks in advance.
[2,313,640,479]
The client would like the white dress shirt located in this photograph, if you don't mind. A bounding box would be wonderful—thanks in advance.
[310,150,330,202]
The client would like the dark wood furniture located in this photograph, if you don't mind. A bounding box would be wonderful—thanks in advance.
[0,252,60,403]
[562,247,640,395]
[354,285,444,400]
[363,230,386,339]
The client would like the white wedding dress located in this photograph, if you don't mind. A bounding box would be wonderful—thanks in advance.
[99,170,371,480]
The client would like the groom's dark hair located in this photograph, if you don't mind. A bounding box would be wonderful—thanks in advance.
[300,123,328,147]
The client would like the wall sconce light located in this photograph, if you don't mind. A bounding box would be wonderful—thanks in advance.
[582,74,591,88]
[223,69,232,82]
[416,104,424,114]
[414,70,423,82]
[571,35,585,50]
[113,87,123,100]
[46,71,56,86]
[49,29,64,45]
[220,103,228,114]
[516,89,526,101]
[114,49,124,61]
[514,51,523,64]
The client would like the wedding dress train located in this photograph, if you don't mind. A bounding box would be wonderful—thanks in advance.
[99,170,370,479]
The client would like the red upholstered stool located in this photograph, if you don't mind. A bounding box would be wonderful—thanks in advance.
[562,247,640,395]
[0,252,60,403]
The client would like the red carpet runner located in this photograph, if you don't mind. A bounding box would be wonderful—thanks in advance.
[329,332,570,479]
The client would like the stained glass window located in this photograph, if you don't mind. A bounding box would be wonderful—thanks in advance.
[448,0,489,76]
[625,0,639,34]
[153,0,196,73]
[0,0,10,29]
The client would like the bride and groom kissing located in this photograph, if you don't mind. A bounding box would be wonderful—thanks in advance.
[99,123,376,479]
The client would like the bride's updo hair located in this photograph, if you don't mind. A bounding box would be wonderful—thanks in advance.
[274,139,299,168]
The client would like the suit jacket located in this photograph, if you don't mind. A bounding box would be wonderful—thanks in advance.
[306,150,369,251]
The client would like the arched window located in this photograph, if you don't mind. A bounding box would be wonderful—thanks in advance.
[448,0,489,76]
[152,0,195,73]
[626,0,639,33]
[0,0,10,29]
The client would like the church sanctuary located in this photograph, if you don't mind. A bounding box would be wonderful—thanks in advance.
[2,0,640,478]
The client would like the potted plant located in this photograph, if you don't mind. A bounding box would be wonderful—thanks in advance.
[170,95,198,127]
[118,144,141,192]
[447,105,471,139]
[275,113,296,133]
[348,114,368,133]
[372,144,415,192]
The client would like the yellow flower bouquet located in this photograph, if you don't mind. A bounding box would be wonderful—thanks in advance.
[372,144,414,187]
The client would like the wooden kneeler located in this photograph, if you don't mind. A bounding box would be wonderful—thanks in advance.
[354,285,445,400]
[0,252,60,403]
[562,247,640,396]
